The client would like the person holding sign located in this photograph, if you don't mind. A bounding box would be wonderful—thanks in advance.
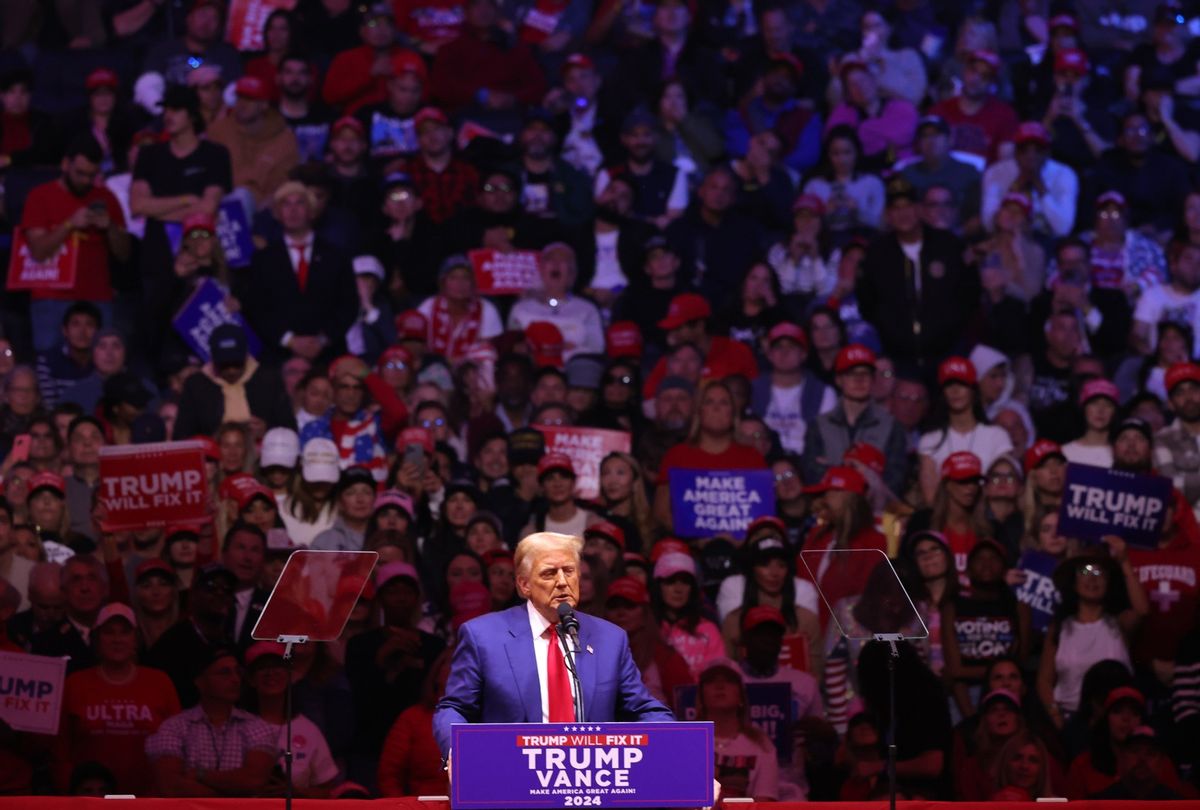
[696,658,780,801]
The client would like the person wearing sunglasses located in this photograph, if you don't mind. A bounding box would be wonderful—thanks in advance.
[1038,540,1147,732]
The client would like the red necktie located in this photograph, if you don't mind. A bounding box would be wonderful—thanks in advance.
[545,624,575,722]
[289,240,309,292]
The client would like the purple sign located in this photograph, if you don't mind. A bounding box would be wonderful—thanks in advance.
[1057,463,1172,548]
[668,469,776,540]
[1012,550,1060,634]
[674,681,792,762]
[450,722,714,809]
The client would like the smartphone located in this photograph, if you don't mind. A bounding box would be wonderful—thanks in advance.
[403,443,427,476]
[8,434,30,464]
[88,200,106,213]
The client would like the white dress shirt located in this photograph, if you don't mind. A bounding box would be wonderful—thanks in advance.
[527,600,581,722]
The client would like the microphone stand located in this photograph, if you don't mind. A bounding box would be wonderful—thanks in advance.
[558,609,586,723]
[278,634,308,810]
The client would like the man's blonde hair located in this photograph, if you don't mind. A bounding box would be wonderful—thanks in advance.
[514,531,583,580]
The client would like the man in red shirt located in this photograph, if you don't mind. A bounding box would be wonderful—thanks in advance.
[642,292,759,400]
[429,0,547,112]
[20,134,130,353]
[323,3,427,115]
[929,50,1019,163]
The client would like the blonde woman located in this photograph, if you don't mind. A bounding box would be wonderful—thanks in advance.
[599,451,658,551]
[696,659,780,801]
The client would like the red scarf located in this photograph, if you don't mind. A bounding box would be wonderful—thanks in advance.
[429,295,482,361]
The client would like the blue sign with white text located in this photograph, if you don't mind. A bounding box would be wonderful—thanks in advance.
[163,200,254,268]
[1012,550,1061,633]
[172,277,262,362]
[450,722,713,809]
[1057,464,1171,548]
[669,469,776,540]
[674,681,793,762]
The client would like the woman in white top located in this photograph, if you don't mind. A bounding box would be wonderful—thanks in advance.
[1036,539,1148,728]
[1062,379,1119,468]
[917,356,1014,505]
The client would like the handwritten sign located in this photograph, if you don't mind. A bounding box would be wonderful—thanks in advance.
[450,722,713,809]
[534,426,631,501]
[1057,464,1172,548]
[226,0,298,51]
[172,277,262,362]
[668,469,776,540]
[98,441,209,531]
[6,228,78,291]
[469,249,540,295]
[0,651,67,734]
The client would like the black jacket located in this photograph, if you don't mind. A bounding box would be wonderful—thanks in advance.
[857,226,979,372]
[173,364,297,439]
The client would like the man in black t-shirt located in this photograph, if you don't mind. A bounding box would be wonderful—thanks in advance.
[1026,310,1081,444]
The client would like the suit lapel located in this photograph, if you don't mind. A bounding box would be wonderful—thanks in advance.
[576,615,596,721]
[503,605,541,722]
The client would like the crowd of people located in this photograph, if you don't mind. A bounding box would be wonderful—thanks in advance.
[3,0,1200,802]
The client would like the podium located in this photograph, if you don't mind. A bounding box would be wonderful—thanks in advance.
[449,721,714,809]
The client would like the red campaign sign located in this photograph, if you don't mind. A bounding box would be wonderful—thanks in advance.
[225,0,297,51]
[534,426,631,501]
[469,248,541,295]
[98,441,210,531]
[6,228,78,291]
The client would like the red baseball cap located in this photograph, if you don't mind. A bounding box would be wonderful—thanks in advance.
[649,537,691,562]
[742,605,786,633]
[135,558,177,583]
[606,321,643,359]
[85,68,119,91]
[938,356,977,387]
[395,309,428,341]
[941,451,983,482]
[390,50,427,81]
[1024,439,1065,471]
[378,344,414,372]
[1048,13,1079,31]
[234,76,271,101]
[537,452,575,478]
[1001,191,1032,216]
[1013,121,1050,147]
[29,471,66,497]
[658,292,711,331]
[767,322,809,349]
[606,575,648,605]
[218,472,258,502]
[1054,48,1089,75]
[525,321,565,369]
[331,115,365,137]
[183,212,216,237]
[745,515,786,539]
[584,520,626,550]
[236,481,276,512]
[562,53,595,74]
[1097,190,1127,210]
[1079,377,1120,406]
[804,465,867,495]
[398,426,434,455]
[834,343,877,373]
[838,57,869,81]
[414,106,449,129]
[970,49,1001,72]
[791,193,826,216]
[1166,361,1200,394]
[844,441,885,475]
[95,603,137,628]
[1104,685,1146,711]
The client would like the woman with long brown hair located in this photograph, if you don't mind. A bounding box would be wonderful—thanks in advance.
[905,451,995,585]
[599,451,658,551]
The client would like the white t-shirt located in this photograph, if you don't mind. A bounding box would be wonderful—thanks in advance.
[1134,283,1200,354]
[917,424,1013,471]
[266,714,339,789]
[591,230,627,292]
[764,383,837,455]
[715,575,820,621]
[1062,440,1113,468]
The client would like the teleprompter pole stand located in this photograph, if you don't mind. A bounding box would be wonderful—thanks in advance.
[278,634,309,810]
[875,633,902,810]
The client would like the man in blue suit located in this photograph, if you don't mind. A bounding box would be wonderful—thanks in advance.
[434,531,675,760]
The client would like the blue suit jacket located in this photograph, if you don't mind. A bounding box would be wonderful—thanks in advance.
[433,603,674,756]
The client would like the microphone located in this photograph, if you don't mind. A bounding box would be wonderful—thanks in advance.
[556,601,581,652]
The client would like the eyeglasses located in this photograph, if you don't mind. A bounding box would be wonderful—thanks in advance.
[387,190,412,203]
[383,361,408,371]
[988,473,1018,484]
[774,470,796,482]
[1098,209,1123,220]
[188,230,213,239]
[1078,563,1106,578]
[483,182,514,193]
[420,417,446,428]
[606,375,633,386]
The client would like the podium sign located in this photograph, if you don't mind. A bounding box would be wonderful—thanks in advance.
[450,721,713,808]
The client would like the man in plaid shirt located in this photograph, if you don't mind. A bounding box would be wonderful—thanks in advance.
[145,647,276,797]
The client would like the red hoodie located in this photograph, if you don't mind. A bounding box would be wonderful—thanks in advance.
[1127,488,1200,664]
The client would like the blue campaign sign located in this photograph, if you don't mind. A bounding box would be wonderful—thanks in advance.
[1011,550,1061,634]
[172,277,262,362]
[674,681,793,763]
[450,722,713,809]
[668,469,776,540]
[1057,463,1172,548]
[163,200,254,268]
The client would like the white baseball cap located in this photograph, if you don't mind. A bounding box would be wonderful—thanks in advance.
[353,255,385,280]
[261,427,301,469]
[301,438,340,484]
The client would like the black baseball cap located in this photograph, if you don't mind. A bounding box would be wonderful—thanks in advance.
[209,323,248,367]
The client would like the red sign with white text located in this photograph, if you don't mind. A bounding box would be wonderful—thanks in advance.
[226,0,297,51]
[6,228,78,291]
[534,426,631,501]
[469,248,540,295]
[98,441,210,531]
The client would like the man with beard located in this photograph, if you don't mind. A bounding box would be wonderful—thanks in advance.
[20,135,130,354]
[518,113,593,229]
[209,77,301,209]
[636,376,695,488]
[277,52,335,163]
[1133,241,1200,357]
[726,57,822,175]
[928,50,1019,163]
[595,109,688,229]
[1155,362,1200,513]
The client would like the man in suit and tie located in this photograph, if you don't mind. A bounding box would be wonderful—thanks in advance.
[434,531,675,762]
[221,523,271,651]
[241,181,359,363]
